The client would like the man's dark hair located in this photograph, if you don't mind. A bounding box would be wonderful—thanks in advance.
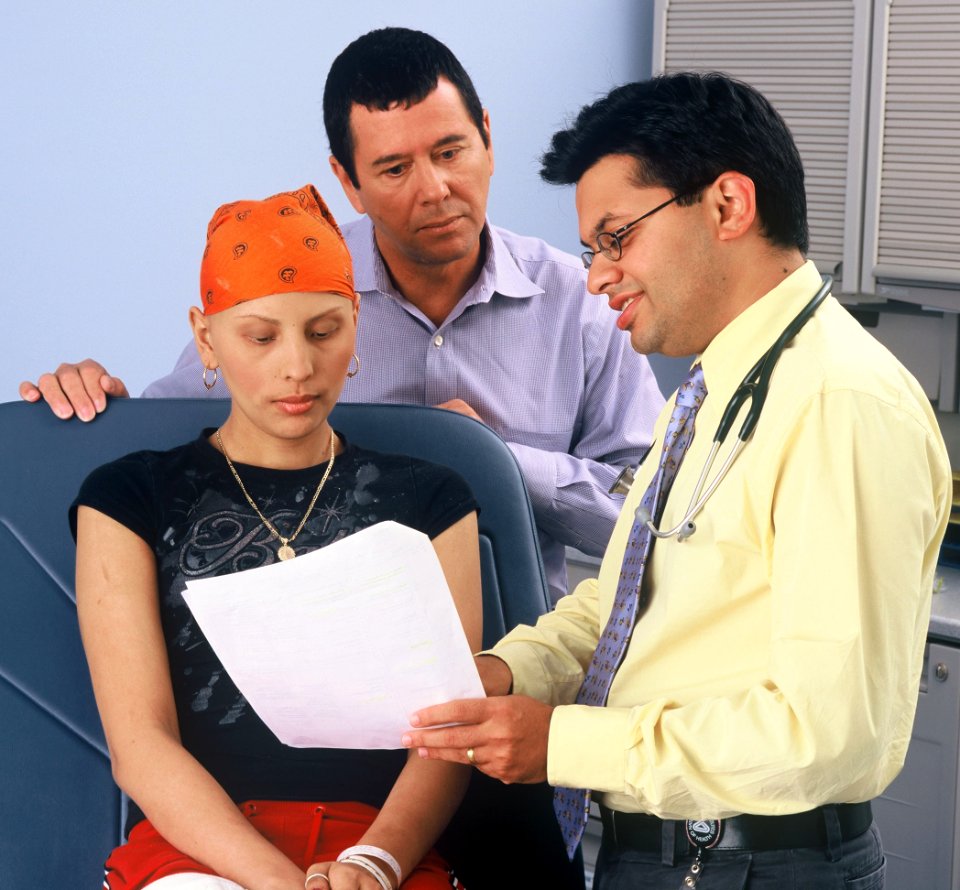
[323,27,488,188]
[541,72,809,253]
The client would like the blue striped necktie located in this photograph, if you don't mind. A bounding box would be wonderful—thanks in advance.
[553,363,708,858]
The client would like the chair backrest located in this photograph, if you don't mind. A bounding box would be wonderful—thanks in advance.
[0,398,549,888]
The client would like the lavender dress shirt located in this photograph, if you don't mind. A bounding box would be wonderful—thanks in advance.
[143,218,664,602]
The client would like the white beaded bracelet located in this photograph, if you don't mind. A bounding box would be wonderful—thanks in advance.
[339,855,392,890]
[337,844,402,886]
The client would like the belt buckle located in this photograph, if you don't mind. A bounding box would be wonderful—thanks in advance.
[684,819,723,849]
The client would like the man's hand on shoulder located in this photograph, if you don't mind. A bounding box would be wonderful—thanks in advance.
[19,359,130,421]
[435,398,486,425]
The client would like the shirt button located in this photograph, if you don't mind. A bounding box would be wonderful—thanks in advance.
[433,334,444,348]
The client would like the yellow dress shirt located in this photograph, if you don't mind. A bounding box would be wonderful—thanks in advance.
[493,261,951,819]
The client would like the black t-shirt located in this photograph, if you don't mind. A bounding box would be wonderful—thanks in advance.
[71,430,477,835]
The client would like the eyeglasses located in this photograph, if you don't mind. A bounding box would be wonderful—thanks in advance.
[580,193,684,269]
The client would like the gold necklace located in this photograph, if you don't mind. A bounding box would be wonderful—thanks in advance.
[215,427,336,561]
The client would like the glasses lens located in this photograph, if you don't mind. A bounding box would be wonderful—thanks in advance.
[597,232,621,261]
[580,250,594,269]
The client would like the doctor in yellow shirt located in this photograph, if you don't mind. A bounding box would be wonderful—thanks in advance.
[403,72,950,890]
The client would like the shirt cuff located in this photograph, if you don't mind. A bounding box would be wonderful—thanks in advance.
[506,441,557,514]
[547,703,633,792]
[487,639,583,705]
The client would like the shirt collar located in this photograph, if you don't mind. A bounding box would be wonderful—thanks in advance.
[698,260,826,399]
[474,222,544,302]
[350,216,543,310]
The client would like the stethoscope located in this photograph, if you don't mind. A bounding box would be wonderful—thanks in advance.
[610,274,833,542]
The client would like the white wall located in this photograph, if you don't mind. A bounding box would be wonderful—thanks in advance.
[0,1,666,400]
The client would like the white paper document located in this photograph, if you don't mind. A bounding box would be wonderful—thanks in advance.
[182,520,484,749]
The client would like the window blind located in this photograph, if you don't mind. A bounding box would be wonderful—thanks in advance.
[869,0,960,287]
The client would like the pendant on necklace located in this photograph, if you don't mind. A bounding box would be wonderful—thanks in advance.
[278,544,296,561]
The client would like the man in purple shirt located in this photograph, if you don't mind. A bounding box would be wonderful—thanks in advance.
[20,27,663,605]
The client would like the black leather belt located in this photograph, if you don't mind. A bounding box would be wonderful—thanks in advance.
[598,802,872,855]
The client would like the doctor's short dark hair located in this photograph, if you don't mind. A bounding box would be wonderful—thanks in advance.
[540,72,809,254]
[323,27,489,189]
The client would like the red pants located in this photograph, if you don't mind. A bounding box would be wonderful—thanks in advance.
[102,800,454,889]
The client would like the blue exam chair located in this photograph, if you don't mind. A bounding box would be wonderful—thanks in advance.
[0,399,582,888]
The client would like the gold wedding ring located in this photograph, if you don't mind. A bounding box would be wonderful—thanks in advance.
[466,747,476,764]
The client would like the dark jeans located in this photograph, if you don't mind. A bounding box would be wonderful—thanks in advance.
[594,822,885,889]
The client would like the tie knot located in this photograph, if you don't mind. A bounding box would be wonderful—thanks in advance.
[675,363,707,409]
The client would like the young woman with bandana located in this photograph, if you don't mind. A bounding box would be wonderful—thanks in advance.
[71,186,482,890]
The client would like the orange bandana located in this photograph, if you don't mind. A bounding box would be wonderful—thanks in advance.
[200,184,355,315]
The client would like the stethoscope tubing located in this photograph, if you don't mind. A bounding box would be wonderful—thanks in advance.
[642,274,833,541]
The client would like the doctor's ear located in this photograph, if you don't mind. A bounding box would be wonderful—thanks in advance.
[710,172,757,242]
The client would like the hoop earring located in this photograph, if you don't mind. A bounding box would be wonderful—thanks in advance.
[346,353,361,379]
[202,367,219,391]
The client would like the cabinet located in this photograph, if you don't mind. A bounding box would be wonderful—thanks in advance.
[652,0,960,409]
[875,640,960,889]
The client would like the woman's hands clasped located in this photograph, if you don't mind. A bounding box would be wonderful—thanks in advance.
[306,844,401,890]
[304,861,387,890]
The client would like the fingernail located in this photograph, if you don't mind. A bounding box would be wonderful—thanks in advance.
[418,747,429,758]
[401,734,412,747]
[408,713,421,726]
